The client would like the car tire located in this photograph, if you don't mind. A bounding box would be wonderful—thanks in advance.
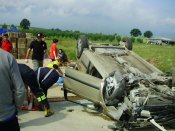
[122,38,132,50]
[77,35,89,58]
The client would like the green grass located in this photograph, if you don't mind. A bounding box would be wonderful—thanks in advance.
[45,38,175,73]
[133,43,175,72]
[45,38,77,60]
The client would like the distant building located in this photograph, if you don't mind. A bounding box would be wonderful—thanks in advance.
[147,38,175,46]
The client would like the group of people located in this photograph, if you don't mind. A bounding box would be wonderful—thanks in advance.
[49,38,68,65]
[0,32,68,131]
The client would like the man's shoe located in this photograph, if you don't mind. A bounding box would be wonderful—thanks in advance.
[21,105,28,110]
[44,109,54,117]
[31,106,39,111]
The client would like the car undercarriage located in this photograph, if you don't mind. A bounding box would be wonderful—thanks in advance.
[63,35,175,130]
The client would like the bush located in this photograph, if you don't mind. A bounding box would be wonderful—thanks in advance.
[131,37,135,43]
[116,35,121,42]
[137,38,143,43]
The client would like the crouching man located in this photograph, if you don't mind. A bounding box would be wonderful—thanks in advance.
[18,64,58,117]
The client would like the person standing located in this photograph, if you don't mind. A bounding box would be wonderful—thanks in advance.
[25,33,47,70]
[0,48,25,131]
[49,38,58,61]
[1,33,12,53]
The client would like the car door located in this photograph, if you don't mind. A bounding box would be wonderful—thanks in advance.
[64,67,103,103]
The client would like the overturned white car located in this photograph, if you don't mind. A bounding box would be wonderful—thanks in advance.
[63,36,175,130]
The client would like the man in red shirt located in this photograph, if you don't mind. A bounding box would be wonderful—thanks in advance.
[49,39,58,61]
[1,33,12,53]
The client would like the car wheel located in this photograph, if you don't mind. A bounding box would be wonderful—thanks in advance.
[77,35,89,58]
[103,72,126,106]
[122,38,132,50]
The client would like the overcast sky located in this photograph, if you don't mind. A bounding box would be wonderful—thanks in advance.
[1,0,175,39]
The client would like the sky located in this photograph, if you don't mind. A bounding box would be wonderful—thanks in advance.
[1,0,175,39]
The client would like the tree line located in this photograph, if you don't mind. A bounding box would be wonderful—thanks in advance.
[1,18,153,42]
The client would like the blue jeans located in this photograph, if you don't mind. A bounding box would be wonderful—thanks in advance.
[56,77,64,86]
[0,116,20,131]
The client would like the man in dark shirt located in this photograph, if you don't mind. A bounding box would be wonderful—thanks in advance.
[25,33,47,70]
[18,63,57,117]
[35,67,60,96]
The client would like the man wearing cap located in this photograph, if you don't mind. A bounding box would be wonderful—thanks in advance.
[25,33,47,70]
[1,33,12,53]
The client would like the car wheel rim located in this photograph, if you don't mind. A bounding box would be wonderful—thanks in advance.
[106,76,115,97]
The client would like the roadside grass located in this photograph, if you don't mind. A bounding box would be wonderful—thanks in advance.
[45,38,175,73]
[133,43,175,73]
[46,38,77,60]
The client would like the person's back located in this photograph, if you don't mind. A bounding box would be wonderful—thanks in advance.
[0,49,25,131]
[35,67,59,96]
[18,63,42,96]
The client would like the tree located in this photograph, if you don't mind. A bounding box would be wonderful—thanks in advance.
[55,28,61,32]
[2,23,7,29]
[20,18,30,29]
[130,28,142,37]
[144,31,153,38]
